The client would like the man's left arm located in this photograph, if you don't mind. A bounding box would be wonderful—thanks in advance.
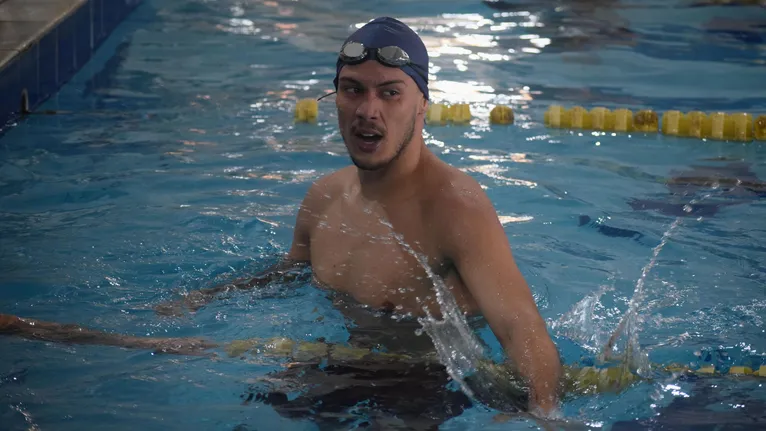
[440,184,562,417]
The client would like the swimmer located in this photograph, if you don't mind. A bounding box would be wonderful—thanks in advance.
[1,16,562,423]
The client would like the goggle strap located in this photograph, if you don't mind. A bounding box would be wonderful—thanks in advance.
[317,91,336,101]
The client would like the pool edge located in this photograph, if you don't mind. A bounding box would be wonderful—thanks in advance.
[0,0,142,133]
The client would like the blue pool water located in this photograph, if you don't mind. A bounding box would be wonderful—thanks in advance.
[1,0,765,429]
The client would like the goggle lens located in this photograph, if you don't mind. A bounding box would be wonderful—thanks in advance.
[335,41,427,85]
[378,46,410,66]
[340,42,412,68]
[341,42,366,60]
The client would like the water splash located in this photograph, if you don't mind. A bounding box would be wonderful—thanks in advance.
[600,217,681,375]
[549,280,616,354]
[379,220,529,413]
[378,220,485,396]
[601,192,714,375]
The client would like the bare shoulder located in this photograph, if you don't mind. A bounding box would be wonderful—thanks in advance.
[423,160,506,253]
[289,167,355,259]
[425,161,497,222]
[302,166,356,210]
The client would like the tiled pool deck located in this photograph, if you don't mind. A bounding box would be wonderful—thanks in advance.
[0,0,141,132]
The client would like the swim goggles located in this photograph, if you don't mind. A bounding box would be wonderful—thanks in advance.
[318,41,428,101]
[338,41,427,80]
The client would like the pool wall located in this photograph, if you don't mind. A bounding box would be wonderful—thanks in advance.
[0,0,141,132]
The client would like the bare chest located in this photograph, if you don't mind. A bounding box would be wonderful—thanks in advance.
[308,200,446,313]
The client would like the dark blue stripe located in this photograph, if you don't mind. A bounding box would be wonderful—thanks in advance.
[0,0,142,135]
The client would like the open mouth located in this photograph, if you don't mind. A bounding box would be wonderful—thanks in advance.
[354,131,384,152]
[356,132,383,142]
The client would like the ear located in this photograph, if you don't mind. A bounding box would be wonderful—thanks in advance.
[419,97,428,116]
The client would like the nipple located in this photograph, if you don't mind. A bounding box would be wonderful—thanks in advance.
[380,300,395,313]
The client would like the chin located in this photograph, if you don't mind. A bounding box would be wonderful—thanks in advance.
[344,143,389,171]
[350,154,390,171]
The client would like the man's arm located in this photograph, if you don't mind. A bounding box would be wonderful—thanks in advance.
[0,314,218,356]
[439,180,562,417]
[154,186,316,316]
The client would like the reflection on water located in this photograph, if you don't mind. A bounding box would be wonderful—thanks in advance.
[2,0,766,429]
[483,0,636,52]
[126,0,766,136]
[181,0,637,108]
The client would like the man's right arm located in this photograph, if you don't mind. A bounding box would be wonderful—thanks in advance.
[154,181,320,316]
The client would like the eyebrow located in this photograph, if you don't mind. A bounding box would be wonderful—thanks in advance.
[338,77,407,87]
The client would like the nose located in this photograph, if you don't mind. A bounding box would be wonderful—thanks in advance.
[355,93,382,121]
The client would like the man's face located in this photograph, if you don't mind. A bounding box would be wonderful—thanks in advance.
[335,60,426,171]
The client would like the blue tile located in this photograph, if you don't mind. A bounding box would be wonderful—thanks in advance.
[17,43,39,112]
[103,0,128,37]
[73,1,92,71]
[93,0,105,47]
[38,28,58,102]
[89,0,95,50]
[0,56,21,128]
[57,8,77,87]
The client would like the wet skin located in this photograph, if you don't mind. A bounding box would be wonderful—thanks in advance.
[0,59,563,418]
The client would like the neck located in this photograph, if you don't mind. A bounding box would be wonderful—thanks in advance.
[357,135,429,202]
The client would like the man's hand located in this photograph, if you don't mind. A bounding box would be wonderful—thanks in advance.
[438,178,563,416]
[154,260,310,317]
[154,281,250,317]
[0,314,21,333]
[133,336,220,356]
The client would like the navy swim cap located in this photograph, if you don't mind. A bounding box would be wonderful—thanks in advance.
[333,17,429,100]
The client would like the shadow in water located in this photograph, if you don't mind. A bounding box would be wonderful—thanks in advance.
[628,162,766,218]
[612,380,766,430]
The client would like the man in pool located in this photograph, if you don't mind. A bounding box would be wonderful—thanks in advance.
[0,16,562,425]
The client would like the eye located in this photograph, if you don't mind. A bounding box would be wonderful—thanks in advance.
[342,86,362,94]
[382,89,400,98]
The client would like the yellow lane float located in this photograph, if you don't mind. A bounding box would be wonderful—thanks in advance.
[294,98,319,123]
[543,105,570,128]
[426,103,450,125]
[634,110,659,133]
[295,97,764,142]
[489,105,515,125]
[613,108,634,132]
[570,106,591,129]
[590,107,615,131]
[544,105,765,142]
[448,103,472,124]
[226,337,766,398]
[756,115,766,140]
[425,103,475,125]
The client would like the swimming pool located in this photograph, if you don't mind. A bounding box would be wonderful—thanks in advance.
[1,0,765,429]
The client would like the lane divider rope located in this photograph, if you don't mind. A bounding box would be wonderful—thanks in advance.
[294,98,766,142]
